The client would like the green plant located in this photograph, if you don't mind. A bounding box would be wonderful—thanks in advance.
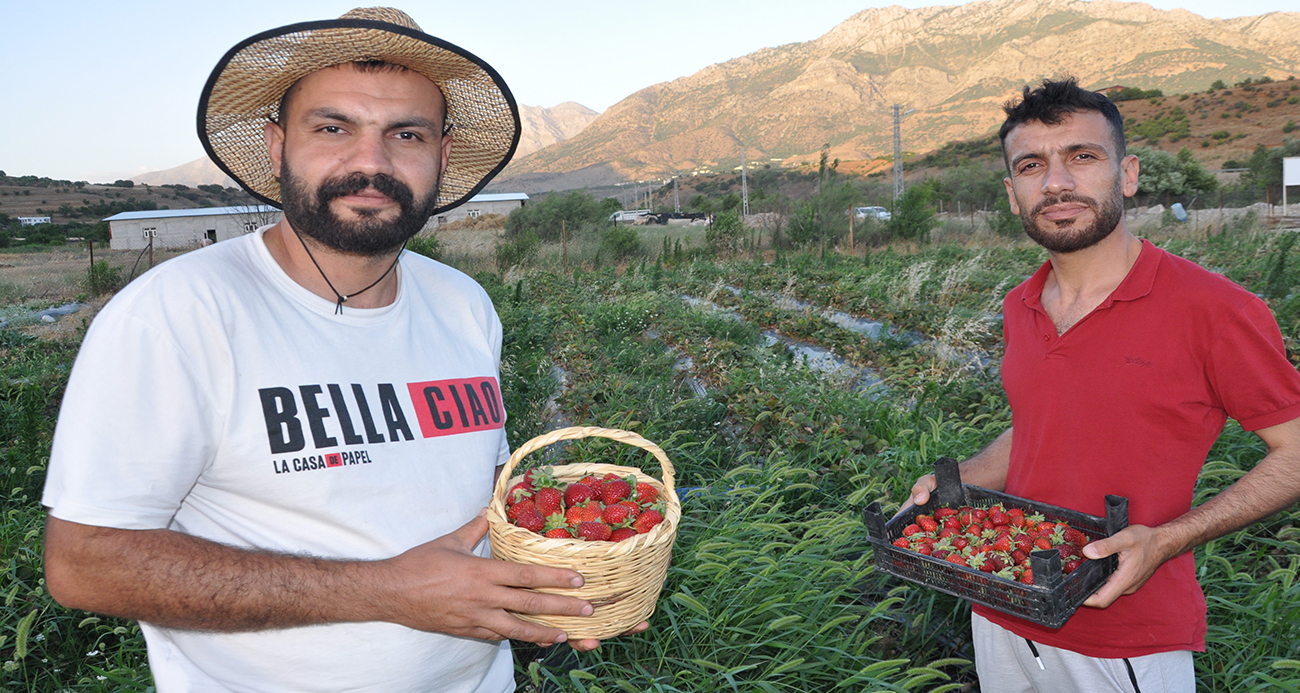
[405,233,443,261]
[885,185,938,242]
[705,210,745,254]
[85,260,122,295]
[599,224,642,262]
[494,228,540,271]
[1285,120,1297,134]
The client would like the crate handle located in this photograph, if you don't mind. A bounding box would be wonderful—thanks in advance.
[863,502,887,540]
[929,457,968,510]
[1030,548,1063,589]
[1105,495,1129,535]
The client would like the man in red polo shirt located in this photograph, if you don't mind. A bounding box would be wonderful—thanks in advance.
[907,78,1300,692]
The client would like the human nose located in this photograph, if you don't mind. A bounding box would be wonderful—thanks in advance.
[342,131,396,178]
[1040,160,1076,196]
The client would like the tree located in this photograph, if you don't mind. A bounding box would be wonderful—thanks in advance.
[505,190,616,241]
[706,210,745,254]
[1131,147,1217,197]
[884,184,937,242]
[1242,139,1300,203]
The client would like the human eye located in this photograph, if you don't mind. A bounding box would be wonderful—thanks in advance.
[393,130,426,142]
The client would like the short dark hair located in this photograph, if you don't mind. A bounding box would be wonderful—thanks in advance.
[273,61,449,134]
[998,77,1125,169]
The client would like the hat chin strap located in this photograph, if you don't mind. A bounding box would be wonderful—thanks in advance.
[290,224,402,315]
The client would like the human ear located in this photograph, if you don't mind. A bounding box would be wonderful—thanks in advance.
[264,122,286,179]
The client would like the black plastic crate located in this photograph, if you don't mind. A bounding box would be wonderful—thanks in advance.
[863,457,1128,629]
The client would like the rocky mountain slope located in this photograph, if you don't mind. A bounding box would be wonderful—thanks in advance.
[516,102,600,158]
[131,102,598,188]
[502,0,1300,189]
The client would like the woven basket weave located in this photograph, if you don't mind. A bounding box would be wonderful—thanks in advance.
[486,426,680,639]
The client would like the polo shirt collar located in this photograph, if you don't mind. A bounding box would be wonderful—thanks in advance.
[1021,238,1160,311]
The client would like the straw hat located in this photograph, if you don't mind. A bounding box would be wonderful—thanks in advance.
[198,7,519,214]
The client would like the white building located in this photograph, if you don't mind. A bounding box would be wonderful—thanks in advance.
[103,205,281,250]
[432,192,528,227]
[18,216,51,226]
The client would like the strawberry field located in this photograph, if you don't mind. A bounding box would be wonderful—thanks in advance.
[4,229,1300,691]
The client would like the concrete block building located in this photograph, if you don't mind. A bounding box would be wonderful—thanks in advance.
[103,206,282,250]
[432,192,528,226]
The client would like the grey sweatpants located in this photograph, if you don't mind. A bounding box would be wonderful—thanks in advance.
[972,612,1195,693]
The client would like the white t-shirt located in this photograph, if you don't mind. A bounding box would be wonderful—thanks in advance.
[44,227,515,693]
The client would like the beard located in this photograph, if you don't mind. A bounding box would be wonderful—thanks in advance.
[278,158,440,256]
[1019,179,1124,254]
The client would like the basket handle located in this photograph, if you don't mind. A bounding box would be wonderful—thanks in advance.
[493,426,676,500]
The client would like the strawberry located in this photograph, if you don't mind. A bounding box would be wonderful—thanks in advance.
[1015,535,1034,554]
[1063,527,1089,548]
[1019,568,1034,585]
[542,512,570,536]
[952,536,970,550]
[992,534,1013,553]
[1037,521,1058,535]
[973,509,988,522]
[1063,558,1085,574]
[916,545,933,556]
[968,553,994,573]
[1058,543,1083,560]
[634,482,658,505]
[507,499,536,522]
[602,503,635,526]
[599,477,633,505]
[579,474,603,488]
[903,523,922,537]
[577,520,613,542]
[893,537,910,548]
[611,527,639,542]
[1011,549,1028,565]
[988,508,1010,526]
[942,517,962,532]
[618,499,641,519]
[938,527,957,539]
[563,483,595,507]
[506,482,533,506]
[945,554,968,567]
[916,515,939,533]
[515,507,545,533]
[934,507,958,519]
[633,508,664,533]
[1034,536,1054,551]
[533,487,563,517]
[579,500,604,522]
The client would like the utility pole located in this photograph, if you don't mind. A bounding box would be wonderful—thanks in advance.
[741,147,750,217]
[562,219,567,271]
[893,104,904,203]
[674,177,680,213]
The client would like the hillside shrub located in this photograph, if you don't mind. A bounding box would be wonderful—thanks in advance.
[86,259,122,295]
[406,233,443,261]
[988,195,1021,237]
[885,185,937,242]
[505,190,618,241]
[600,224,642,262]
[1132,147,1217,197]
[495,229,540,271]
[706,210,745,254]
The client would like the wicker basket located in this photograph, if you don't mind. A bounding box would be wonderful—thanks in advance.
[486,426,680,639]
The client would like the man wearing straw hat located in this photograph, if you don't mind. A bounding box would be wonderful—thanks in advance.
[42,8,637,691]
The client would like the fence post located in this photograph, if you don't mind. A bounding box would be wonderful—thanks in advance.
[561,219,567,272]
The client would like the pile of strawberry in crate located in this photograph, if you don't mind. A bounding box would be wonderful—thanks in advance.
[505,467,668,542]
[892,504,1093,585]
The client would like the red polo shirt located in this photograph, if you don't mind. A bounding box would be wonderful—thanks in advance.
[973,239,1300,658]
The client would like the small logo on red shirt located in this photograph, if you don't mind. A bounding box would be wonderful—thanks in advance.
[407,377,505,438]
[1125,356,1153,368]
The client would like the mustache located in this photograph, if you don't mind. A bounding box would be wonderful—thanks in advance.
[316,172,415,209]
[1030,192,1099,217]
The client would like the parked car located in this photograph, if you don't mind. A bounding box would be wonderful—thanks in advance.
[854,206,892,221]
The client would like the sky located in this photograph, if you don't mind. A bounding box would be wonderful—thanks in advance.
[2,0,1296,182]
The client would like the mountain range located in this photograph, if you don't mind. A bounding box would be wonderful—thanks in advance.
[132,102,600,188]
[499,0,1300,191]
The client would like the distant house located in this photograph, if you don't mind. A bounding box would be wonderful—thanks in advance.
[103,205,281,250]
[432,192,528,227]
[18,216,51,226]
